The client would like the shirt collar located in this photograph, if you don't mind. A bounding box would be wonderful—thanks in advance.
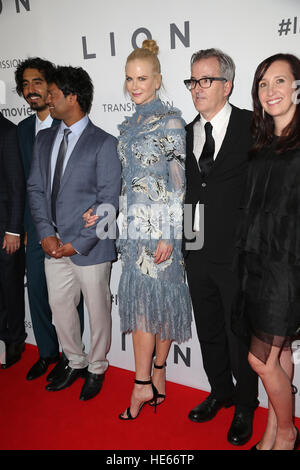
[59,114,89,136]
[199,101,232,132]
[36,113,53,128]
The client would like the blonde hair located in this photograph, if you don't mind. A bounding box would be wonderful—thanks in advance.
[126,39,161,74]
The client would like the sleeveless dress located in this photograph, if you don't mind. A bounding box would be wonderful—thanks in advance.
[116,98,192,343]
[235,139,300,363]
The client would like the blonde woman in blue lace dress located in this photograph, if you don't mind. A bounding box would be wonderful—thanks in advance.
[116,40,192,420]
[85,40,192,419]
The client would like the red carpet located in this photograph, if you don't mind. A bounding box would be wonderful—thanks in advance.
[0,344,298,451]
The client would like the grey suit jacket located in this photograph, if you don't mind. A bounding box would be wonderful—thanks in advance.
[27,119,121,266]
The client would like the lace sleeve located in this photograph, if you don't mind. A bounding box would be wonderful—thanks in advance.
[160,117,186,241]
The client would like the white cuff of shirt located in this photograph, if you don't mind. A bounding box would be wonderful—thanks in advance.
[5,232,20,237]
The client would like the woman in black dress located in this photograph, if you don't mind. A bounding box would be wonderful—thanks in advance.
[237,53,300,450]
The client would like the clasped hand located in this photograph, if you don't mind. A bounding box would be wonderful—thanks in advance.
[41,236,76,258]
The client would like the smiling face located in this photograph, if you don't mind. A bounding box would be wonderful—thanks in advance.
[258,60,297,133]
[190,57,232,121]
[22,68,49,112]
[125,59,161,106]
[46,82,71,121]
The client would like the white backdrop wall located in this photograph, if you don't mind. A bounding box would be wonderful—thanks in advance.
[1,0,300,414]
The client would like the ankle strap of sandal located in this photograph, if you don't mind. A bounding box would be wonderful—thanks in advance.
[134,379,152,385]
[153,362,166,369]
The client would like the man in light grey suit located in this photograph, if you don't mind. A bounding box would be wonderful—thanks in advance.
[27,66,121,400]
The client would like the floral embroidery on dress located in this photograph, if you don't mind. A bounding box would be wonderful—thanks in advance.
[130,204,163,240]
[136,246,173,278]
[132,136,160,167]
[159,135,185,167]
[118,141,127,166]
[132,176,167,202]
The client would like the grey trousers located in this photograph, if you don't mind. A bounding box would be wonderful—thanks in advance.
[45,256,112,374]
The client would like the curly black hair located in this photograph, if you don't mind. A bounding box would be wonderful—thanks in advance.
[15,57,56,96]
[51,66,94,114]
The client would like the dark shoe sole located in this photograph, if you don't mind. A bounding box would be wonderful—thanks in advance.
[227,433,253,446]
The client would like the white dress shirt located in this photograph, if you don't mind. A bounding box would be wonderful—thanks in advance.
[35,113,53,136]
[193,101,232,231]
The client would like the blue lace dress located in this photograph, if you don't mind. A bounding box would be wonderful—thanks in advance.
[117,98,192,343]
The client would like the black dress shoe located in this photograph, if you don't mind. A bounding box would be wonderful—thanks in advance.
[2,342,25,369]
[45,365,87,391]
[188,394,234,423]
[26,354,60,380]
[227,408,254,446]
[80,371,104,401]
[46,356,69,382]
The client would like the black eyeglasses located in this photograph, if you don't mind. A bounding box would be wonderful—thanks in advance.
[184,77,227,91]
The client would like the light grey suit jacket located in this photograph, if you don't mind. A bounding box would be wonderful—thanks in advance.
[27,119,121,266]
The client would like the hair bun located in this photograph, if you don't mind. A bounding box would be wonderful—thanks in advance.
[142,39,159,56]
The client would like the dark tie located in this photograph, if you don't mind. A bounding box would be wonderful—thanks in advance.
[198,121,215,178]
[51,128,71,225]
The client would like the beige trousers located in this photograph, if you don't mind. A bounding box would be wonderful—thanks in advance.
[44,256,112,374]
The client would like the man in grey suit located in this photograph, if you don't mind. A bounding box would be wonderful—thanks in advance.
[27,66,121,400]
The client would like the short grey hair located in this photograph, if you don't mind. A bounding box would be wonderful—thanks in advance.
[190,48,235,82]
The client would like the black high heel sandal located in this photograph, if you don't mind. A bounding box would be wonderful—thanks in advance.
[119,378,158,420]
[149,362,166,407]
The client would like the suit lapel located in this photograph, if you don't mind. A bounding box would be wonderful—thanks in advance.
[27,114,36,148]
[51,118,60,128]
[209,105,240,173]
[186,114,201,175]
[44,126,60,198]
[59,120,94,193]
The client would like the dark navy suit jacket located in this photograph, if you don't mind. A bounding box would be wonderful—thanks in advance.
[17,114,60,234]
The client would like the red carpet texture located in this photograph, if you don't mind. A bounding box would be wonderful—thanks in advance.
[0,344,299,451]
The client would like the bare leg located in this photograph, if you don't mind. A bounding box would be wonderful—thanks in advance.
[249,346,296,450]
[256,399,277,450]
[151,336,172,404]
[120,329,155,419]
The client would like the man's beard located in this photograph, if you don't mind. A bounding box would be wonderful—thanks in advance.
[30,102,48,112]
[25,93,48,112]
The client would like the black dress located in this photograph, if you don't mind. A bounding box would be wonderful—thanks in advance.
[235,139,300,363]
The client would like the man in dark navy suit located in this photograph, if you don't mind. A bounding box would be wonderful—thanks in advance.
[0,113,26,368]
[183,48,258,446]
[15,58,84,381]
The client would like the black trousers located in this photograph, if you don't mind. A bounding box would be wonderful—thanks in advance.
[186,251,258,409]
[0,227,26,344]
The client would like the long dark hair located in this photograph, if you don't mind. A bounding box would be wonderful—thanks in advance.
[251,53,300,153]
